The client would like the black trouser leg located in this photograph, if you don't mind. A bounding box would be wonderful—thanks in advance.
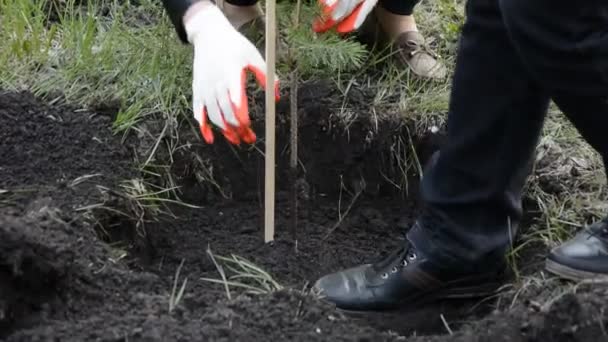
[407,0,550,268]
[378,0,421,16]
[500,0,608,166]
[551,97,608,176]
[499,0,608,280]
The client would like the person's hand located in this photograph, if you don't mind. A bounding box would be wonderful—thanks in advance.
[312,0,378,34]
[184,2,279,145]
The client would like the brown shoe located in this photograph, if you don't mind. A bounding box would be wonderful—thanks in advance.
[395,31,447,80]
[357,13,447,80]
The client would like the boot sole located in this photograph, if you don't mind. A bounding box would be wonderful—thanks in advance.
[545,259,608,282]
[332,278,507,315]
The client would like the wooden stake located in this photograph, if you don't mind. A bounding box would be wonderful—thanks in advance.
[264,0,277,243]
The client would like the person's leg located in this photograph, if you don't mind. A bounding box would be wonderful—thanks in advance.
[313,0,550,311]
[496,0,608,280]
[545,96,608,280]
[217,0,283,57]
[375,0,419,38]
[370,0,446,79]
[219,0,262,29]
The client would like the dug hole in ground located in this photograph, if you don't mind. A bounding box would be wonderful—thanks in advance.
[1,82,607,342]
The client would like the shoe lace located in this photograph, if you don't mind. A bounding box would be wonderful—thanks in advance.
[405,37,440,59]
[371,242,418,280]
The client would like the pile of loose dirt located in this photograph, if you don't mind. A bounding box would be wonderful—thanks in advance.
[2,89,608,342]
[0,89,402,341]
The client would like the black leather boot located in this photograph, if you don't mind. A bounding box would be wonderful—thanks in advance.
[546,217,608,281]
[313,234,510,311]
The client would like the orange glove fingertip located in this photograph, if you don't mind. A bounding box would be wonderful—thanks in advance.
[231,70,251,127]
[239,126,256,144]
[223,128,241,145]
[313,0,338,33]
[200,109,215,144]
[335,3,363,33]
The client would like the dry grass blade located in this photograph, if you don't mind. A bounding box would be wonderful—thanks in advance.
[69,173,103,187]
[205,246,233,300]
[323,176,364,240]
[216,254,283,292]
[440,314,453,335]
[169,258,188,313]
[201,249,282,299]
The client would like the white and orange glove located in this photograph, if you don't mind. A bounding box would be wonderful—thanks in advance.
[312,0,378,34]
[184,2,279,145]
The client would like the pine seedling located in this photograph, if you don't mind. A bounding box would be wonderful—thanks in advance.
[273,0,368,245]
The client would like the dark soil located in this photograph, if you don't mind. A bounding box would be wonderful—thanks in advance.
[1,88,608,342]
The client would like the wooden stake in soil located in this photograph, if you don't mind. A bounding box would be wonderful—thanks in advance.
[264,0,277,243]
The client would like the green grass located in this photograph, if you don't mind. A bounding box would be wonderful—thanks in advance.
[202,247,283,299]
[0,0,193,138]
[523,107,607,248]
[501,105,607,300]
[0,0,208,219]
[348,0,463,126]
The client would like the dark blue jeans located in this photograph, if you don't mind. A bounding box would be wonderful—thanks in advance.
[408,0,608,269]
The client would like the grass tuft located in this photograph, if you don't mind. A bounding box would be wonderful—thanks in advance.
[0,0,192,143]
[203,247,283,300]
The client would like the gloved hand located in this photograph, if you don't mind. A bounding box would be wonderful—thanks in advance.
[312,0,378,34]
[184,2,279,145]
